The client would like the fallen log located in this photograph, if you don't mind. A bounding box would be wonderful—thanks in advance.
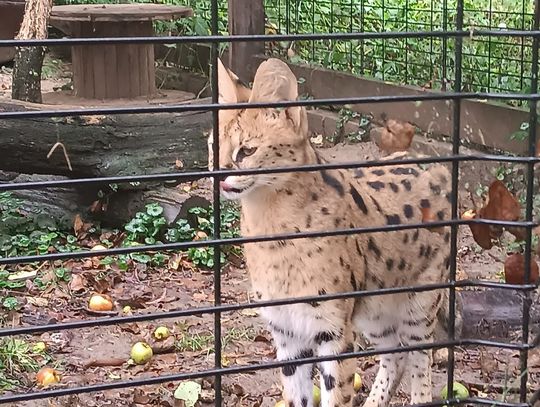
[0,171,211,228]
[0,97,211,179]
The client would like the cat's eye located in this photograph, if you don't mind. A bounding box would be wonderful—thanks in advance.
[236,146,258,162]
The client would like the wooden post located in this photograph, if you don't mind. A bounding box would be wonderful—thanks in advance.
[227,0,265,84]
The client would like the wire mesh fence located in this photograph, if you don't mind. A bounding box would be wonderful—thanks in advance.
[0,0,539,406]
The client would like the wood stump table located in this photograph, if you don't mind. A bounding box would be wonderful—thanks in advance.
[50,4,193,99]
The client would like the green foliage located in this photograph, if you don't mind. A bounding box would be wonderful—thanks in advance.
[0,338,40,390]
[0,192,79,259]
[51,0,535,103]
[165,203,241,269]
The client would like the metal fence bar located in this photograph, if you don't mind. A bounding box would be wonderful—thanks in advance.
[445,0,464,400]
[209,0,222,404]
[520,0,540,402]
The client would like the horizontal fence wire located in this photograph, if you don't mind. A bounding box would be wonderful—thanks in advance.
[0,1,539,406]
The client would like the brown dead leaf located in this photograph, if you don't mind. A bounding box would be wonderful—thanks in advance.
[175,159,184,169]
[504,253,540,284]
[371,119,415,153]
[73,214,84,237]
[69,274,86,293]
[464,180,523,249]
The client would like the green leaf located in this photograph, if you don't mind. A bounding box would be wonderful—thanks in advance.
[146,204,164,217]
[173,381,202,406]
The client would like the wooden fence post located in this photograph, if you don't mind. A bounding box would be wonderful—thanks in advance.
[227,0,265,83]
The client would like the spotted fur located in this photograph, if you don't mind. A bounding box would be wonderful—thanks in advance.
[209,58,462,407]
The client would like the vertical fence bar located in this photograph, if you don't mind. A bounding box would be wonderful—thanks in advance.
[446,0,464,401]
[442,0,448,91]
[210,0,222,404]
[520,0,539,402]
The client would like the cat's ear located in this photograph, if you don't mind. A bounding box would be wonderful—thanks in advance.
[217,58,238,104]
[250,58,307,134]
[217,58,251,103]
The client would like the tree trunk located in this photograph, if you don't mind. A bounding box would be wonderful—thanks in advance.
[12,46,46,103]
[11,0,53,103]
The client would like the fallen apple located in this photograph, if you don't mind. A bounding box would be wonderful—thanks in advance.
[153,326,171,340]
[36,367,60,387]
[122,305,132,314]
[274,385,320,407]
[33,341,47,353]
[88,293,114,311]
[354,372,362,392]
[130,341,153,364]
[440,381,469,399]
[313,384,321,406]
[461,209,476,220]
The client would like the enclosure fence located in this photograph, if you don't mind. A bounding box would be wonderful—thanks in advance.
[0,0,539,405]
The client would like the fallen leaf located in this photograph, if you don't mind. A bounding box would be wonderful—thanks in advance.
[7,269,37,281]
[175,159,184,169]
[174,381,202,406]
[73,214,84,237]
[371,119,415,153]
[83,358,126,368]
[504,253,539,284]
[464,180,522,249]
[26,297,48,307]
[69,274,86,293]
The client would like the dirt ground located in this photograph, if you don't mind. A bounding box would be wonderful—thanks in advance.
[1,57,539,406]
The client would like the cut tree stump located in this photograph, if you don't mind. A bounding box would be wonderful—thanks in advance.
[0,97,211,178]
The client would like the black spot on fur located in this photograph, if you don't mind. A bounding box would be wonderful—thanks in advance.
[420,199,431,208]
[354,169,365,178]
[398,258,407,270]
[311,192,319,201]
[425,245,432,258]
[282,365,297,376]
[419,245,425,257]
[321,170,345,196]
[321,207,329,215]
[324,374,336,390]
[350,185,369,214]
[306,215,312,228]
[390,167,419,177]
[368,237,382,258]
[389,183,399,193]
[355,240,362,255]
[386,258,394,271]
[334,217,341,227]
[446,192,452,203]
[315,331,337,344]
[350,272,358,290]
[370,195,383,212]
[319,289,327,296]
[367,181,385,191]
[403,234,409,244]
[285,189,293,195]
[437,210,445,220]
[444,232,450,243]
[301,398,308,407]
[445,256,451,269]
[429,182,442,195]
[372,169,385,176]
[403,204,414,219]
[401,179,412,191]
[386,214,401,225]
[412,229,420,241]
